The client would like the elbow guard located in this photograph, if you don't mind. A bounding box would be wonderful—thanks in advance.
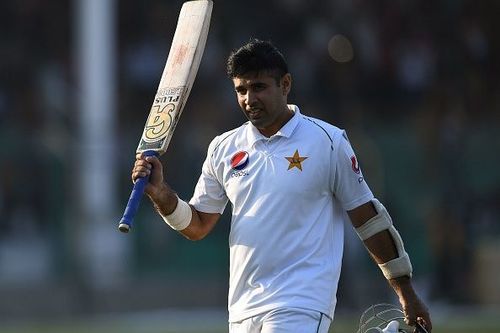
[355,199,413,279]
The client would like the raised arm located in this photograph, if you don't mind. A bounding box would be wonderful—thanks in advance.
[132,153,221,241]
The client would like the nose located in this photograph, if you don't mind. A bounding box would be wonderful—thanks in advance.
[244,90,257,107]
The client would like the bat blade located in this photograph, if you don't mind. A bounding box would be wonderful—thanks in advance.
[118,0,213,233]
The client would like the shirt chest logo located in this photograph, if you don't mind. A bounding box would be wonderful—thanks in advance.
[285,149,308,171]
[230,151,250,177]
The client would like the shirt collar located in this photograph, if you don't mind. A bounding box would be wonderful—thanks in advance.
[246,104,301,146]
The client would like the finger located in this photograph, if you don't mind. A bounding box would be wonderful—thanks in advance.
[417,316,432,332]
[131,170,150,183]
[145,155,162,169]
[134,159,153,169]
[132,166,151,175]
[135,152,154,161]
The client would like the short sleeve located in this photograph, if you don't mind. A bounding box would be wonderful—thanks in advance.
[331,131,374,211]
[189,137,229,214]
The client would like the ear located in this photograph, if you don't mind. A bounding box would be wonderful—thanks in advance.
[281,73,292,96]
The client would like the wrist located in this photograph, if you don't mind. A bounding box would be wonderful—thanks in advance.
[160,195,192,231]
[148,182,173,204]
[389,276,416,297]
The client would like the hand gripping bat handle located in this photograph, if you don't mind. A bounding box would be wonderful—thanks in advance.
[118,150,158,233]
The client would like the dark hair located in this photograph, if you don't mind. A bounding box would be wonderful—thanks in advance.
[226,39,289,83]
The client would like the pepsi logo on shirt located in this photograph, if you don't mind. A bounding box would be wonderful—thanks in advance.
[230,151,250,177]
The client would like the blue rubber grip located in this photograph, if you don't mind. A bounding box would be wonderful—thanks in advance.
[118,150,158,233]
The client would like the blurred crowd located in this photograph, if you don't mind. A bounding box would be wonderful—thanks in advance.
[1,0,499,317]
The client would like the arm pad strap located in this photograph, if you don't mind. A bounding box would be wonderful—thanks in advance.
[355,199,413,279]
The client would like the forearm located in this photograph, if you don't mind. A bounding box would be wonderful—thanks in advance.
[362,229,398,264]
[362,228,417,298]
[388,275,432,331]
[350,200,431,330]
[352,199,413,280]
[349,200,409,273]
[148,185,219,241]
[178,209,219,241]
[148,182,178,216]
[133,155,220,240]
[388,275,417,299]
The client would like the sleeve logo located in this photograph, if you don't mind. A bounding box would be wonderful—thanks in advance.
[351,155,361,174]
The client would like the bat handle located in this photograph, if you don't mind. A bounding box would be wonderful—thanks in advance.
[118,150,158,233]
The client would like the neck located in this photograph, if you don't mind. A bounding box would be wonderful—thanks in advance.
[258,106,294,137]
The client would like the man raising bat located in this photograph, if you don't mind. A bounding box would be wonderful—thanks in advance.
[118,0,212,232]
[132,39,432,333]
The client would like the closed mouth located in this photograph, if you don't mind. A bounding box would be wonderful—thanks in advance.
[247,108,262,119]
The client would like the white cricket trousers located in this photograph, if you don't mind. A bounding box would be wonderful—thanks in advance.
[228,307,332,333]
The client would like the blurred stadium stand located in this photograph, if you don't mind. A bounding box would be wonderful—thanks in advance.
[1,0,499,326]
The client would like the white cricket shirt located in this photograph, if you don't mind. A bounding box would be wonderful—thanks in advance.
[190,105,374,322]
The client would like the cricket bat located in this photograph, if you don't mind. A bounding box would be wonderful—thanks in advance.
[118,0,213,233]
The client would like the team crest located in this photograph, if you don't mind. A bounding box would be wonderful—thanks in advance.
[285,149,308,171]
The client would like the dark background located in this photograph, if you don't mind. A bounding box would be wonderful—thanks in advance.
[1,0,499,328]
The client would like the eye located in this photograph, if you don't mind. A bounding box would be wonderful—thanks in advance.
[235,87,246,95]
[252,83,266,92]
